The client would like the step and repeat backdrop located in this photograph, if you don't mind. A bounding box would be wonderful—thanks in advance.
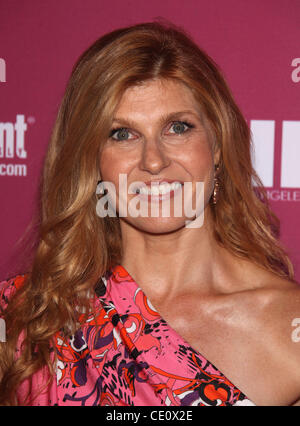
[0,0,299,280]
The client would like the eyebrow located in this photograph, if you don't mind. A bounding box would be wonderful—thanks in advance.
[111,110,203,128]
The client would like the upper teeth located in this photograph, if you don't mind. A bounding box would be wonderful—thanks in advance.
[137,182,182,195]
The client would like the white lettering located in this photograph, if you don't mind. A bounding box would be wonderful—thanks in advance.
[281,121,300,188]
[15,115,27,158]
[266,190,281,201]
[0,58,6,83]
[266,189,300,202]
[150,410,192,421]
[95,175,204,227]
[118,173,128,217]
[0,163,27,176]
[105,410,140,423]
[0,318,6,342]
[0,122,14,157]
[0,115,27,159]
[291,58,300,83]
[95,181,116,217]
[250,120,275,187]
[6,164,14,176]
[250,120,300,190]
[184,181,205,228]
[291,318,300,343]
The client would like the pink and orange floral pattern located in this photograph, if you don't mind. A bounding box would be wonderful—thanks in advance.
[0,266,254,406]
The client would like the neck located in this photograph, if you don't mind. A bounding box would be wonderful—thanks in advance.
[119,208,250,300]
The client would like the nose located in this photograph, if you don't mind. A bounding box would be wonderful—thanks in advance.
[139,139,171,175]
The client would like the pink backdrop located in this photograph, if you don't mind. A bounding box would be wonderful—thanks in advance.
[0,0,299,280]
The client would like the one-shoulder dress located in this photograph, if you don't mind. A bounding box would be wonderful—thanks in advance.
[0,265,255,406]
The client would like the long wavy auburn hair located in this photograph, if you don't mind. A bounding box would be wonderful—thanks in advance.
[0,21,295,405]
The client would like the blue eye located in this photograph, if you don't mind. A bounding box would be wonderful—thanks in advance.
[169,121,194,134]
[109,128,132,141]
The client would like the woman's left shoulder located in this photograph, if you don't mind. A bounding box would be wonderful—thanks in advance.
[246,271,300,331]
[258,274,300,318]
[248,274,300,404]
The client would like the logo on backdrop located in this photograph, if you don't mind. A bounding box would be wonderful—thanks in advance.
[0,114,32,177]
[291,58,300,83]
[251,120,300,201]
[0,58,6,83]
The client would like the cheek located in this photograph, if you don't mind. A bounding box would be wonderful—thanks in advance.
[185,145,215,204]
[183,143,215,181]
[99,148,128,183]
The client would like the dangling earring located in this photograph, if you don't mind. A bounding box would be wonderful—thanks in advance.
[212,165,220,205]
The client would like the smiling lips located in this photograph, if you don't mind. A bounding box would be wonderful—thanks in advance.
[134,180,183,200]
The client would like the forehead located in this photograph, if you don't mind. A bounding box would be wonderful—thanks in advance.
[113,78,201,119]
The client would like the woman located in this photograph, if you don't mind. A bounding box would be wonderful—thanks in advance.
[0,22,299,406]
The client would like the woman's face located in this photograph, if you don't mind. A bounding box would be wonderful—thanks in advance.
[99,78,219,234]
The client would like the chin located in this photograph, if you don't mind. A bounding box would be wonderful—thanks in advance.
[121,216,188,235]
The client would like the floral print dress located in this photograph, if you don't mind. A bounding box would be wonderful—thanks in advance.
[0,265,254,406]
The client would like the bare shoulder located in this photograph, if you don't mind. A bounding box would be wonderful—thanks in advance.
[258,276,300,351]
[234,269,300,336]
[231,261,300,313]
[245,273,300,322]
[230,271,300,405]
[244,272,300,390]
